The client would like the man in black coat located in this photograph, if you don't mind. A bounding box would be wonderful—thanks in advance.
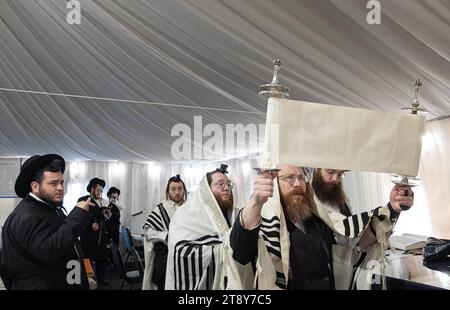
[78,177,110,286]
[0,154,93,290]
[106,187,122,246]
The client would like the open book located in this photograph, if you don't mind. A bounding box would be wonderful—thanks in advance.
[389,233,429,251]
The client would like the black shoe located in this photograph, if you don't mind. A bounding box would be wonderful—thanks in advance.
[97,279,110,286]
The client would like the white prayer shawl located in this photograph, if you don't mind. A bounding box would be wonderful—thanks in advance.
[354,216,393,290]
[142,199,182,290]
[225,181,291,290]
[165,176,239,290]
[312,187,395,290]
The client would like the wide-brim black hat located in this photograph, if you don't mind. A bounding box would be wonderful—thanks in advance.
[106,187,120,198]
[14,154,65,198]
[86,177,106,192]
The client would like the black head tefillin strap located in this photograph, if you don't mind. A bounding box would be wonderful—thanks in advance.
[215,164,228,174]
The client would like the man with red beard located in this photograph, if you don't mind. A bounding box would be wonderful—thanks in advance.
[142,174,187,290]
[165,165,239,290]
[311,168,414,289]
[207,166,235,226]
[229,165,335,290]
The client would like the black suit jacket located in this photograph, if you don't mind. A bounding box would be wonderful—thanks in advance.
[78,195,109,260]
[0,195,91,290]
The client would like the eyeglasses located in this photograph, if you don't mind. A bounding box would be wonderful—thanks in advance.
[211,181,234,191]
[324,169,347,179]
[278,173,310,185]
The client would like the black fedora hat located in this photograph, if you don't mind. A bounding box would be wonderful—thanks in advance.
[106,187,120,198]
[14,154,65,198]
[86,178,106,192]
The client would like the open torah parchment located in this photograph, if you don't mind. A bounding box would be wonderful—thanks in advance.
[260,98,426,176]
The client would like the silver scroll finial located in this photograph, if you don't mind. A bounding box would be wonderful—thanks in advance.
[401,79,427,115]
[258,59,290,99]
[393,79,425,205]
[411,79,422,114]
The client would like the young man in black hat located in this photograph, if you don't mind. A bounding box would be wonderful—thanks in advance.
[106,187,122,245]
[78,177,110,286]
[0,154,94,290]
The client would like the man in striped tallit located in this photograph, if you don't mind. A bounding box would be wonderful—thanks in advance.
[311,168,414,289]
[165,165,246,290]
[228,165,335,290]
[142,175,187,290]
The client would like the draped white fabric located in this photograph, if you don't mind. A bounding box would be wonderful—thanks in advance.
[0,154,438,238]
[417,119,450,238]
[0,0,449,162]
[61,157,256,233]
[55,156,435,236]
[342,170,433,237]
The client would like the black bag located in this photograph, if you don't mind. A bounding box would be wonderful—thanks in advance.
[152,242,168,288]
[423,238,450,263]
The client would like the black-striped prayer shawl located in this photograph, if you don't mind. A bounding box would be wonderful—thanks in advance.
[142,199,182,290]
[165,176,238,290]
[143,201,172,233]
[225,181,291,290]
[313,188,397,290]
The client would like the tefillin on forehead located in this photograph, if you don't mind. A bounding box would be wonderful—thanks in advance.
[215,164,229,174]
[206,164,229,185]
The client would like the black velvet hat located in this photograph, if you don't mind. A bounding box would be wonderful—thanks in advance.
[86,177,106,192]
[14,154,65,198]
[106,186,120,198]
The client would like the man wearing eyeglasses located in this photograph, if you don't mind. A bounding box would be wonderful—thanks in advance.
[207,168,235,227]
[311,168,414,289]
[165,164,242,290]
[228,165,335,290]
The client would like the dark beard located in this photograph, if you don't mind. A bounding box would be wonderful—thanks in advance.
[279,187,313,224]
[169,194,184,205]
[312,172,347,211]
[38,188,62,207]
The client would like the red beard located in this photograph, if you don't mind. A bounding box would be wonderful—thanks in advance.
[279,187,313,223]
[213,192,233,211]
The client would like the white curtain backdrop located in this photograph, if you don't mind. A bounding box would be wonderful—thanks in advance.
[342,171,432,237]
[0,155,440,237]
[418,118,450,239]
[58,156,434,236]
[62,157,257,234]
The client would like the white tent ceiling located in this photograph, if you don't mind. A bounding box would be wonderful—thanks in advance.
[0,0,449,162]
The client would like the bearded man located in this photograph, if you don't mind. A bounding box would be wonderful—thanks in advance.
[142,174,187,290]
[165,165,241,290]
[229,165,334,290]
[311,168,414,289]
